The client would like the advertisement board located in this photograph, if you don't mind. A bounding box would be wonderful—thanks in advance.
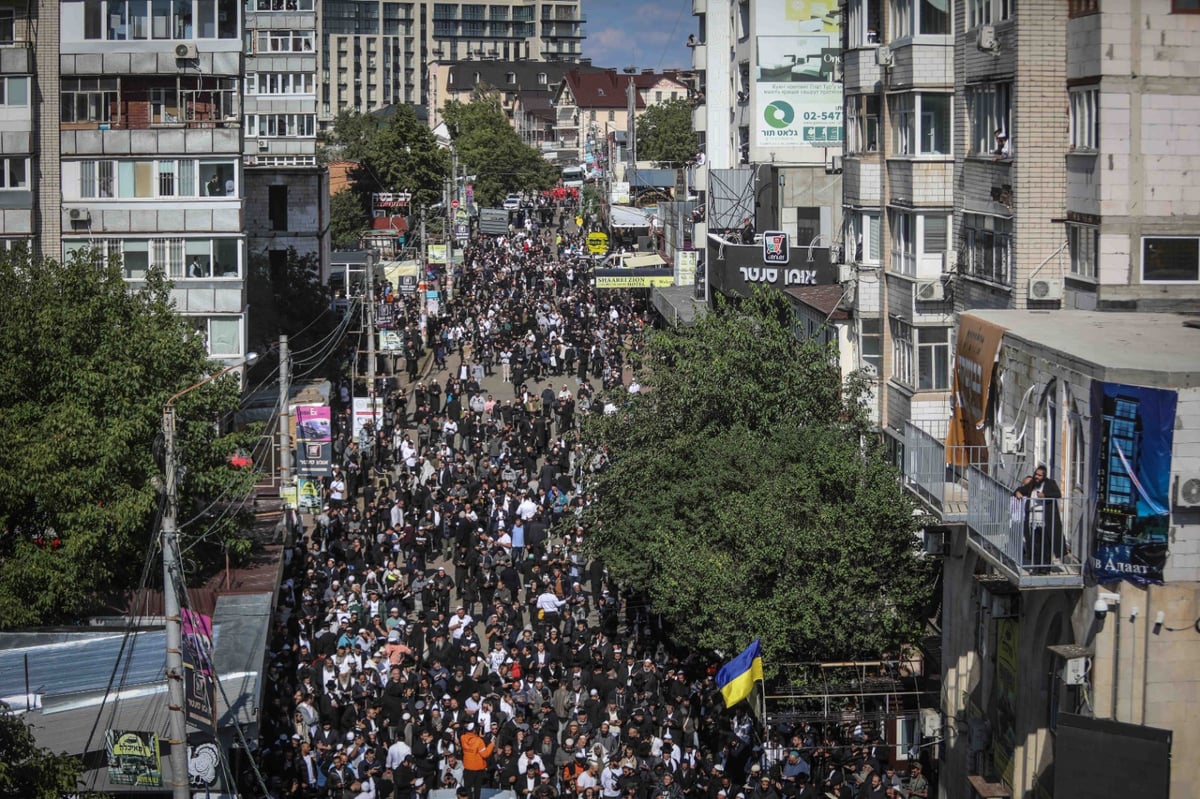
[675,250,698,286]
[754,0,842,149]
[181,609,216,733]
[295,404,332,476]
[1090,382,1177,585]
[595,269,675,288]
[106,730,162,787]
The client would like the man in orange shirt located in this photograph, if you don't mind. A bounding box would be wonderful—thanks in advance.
[461,722,495,799]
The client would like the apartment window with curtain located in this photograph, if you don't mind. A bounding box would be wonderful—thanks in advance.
[1069,87,1099,151]
[969,83,1012,155]
[846,210,881,264]
[891,0,950,37]
[917,327,950,390]
[890,318,914,386]
[860,317,882,376]
[891,210,915,275]
[846,94,880,154]
[847,0,881,46]
[961,213,1013,285]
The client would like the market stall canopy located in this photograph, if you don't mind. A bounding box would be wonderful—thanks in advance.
[609,205,652,228]
[622,254,667,268]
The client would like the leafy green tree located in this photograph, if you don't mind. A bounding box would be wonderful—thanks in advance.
[330,107,449,211]
[635,97,698,167]
[581,290,932,668]
[330,189,368,251]
[0,248,252,627]
[442,86,559,206]
[0,704,83,797]
[322,110,382,163]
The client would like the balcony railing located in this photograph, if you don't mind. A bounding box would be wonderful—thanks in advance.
[902,421,985,519]
[902,420,1085,588]
[967,468,1085,588]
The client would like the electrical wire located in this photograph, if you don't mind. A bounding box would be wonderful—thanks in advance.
[655,0,691,71]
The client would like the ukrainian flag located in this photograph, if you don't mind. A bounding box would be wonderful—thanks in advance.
[716,638,764,708]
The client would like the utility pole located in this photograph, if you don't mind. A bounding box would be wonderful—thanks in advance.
[159,405,190,799]
[365,253,378,463]
[445,147,457,294]
[277,334,290,492]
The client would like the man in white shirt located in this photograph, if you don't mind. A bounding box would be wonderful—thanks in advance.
[448,606,475,641]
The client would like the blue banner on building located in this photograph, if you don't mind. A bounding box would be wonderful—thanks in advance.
[1090,382,1177,585]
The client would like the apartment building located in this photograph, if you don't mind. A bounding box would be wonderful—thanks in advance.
[0,0,35,253]
[317,0,584,128]
[869,2,1200,798]
[57,0,252,359]
[245,0,330,273]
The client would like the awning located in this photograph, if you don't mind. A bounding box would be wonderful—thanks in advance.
[623,254,667,268]
[609,205,652,228]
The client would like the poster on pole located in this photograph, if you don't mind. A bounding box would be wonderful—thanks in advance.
[754,0,842,150]
[294,404,332,477]
[1090,382,1177,585]
[353,396,385,441]
[181,609,216,734]
[675,250,698,286]
[106,730,162,787]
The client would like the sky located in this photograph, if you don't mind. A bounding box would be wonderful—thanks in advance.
[582,0,694,73]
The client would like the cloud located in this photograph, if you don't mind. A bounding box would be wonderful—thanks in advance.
[583,0,693,70]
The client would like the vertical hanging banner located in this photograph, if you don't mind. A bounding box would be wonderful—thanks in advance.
[1090,382,1178,585]
[945,315,1006,467]
[295,404,332,476]
[754,0,842,149]
[181,609,217,734]
[106,730,162,787]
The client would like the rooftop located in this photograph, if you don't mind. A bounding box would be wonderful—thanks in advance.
[967,310,1200,388]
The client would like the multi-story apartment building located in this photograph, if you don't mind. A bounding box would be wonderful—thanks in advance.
[245,0,330,273]
[1,0,251,365]
[316,0,584,128]
[848,2,1200,798]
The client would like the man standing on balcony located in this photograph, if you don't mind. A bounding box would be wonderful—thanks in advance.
[1014,465,1063,569]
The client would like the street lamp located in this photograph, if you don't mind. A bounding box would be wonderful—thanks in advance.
[160,351,258,799]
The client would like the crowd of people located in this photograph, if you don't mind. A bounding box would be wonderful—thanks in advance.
[246,209,934,799]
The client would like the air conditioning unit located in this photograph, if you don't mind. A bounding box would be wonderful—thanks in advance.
[838,264,856,283]
[916,278,944,301]
[1177,474,1200,508]
[875,45,893,67]
[1027,276,1064,301]
[175,41,198,59]
[827,155,843,174]
[977,24,998,52]
[1062,657,1090,686]
[68,207,91,223]
[258,138,269,151]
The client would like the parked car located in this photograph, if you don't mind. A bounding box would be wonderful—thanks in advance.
[502,194,521,211]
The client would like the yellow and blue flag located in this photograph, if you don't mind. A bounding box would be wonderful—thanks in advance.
[716,638,764,708]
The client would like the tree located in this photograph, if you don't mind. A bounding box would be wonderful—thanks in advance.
[0,704,83,797]
[0,248,252,627]
[330,107,449,211]
[581,290,933,668]
[442,86,560,206]
[635,97,698,168]
[330,189,368,251]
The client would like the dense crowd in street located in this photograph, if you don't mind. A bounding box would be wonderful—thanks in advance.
[246,212,932,799]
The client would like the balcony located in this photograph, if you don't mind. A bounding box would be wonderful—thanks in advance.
[903,421,1086,589]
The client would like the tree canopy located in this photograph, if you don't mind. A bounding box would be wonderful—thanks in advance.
[442,86,560,206]
[330,107,449,211]
[0,704,82,798]
[581,291,933,669]
[635,97,698,168]
[0,248,255,627]
[329,189,368,251]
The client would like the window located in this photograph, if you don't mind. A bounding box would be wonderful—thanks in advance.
[269,185,288,231]
[1142,237,1200,282]
[75,158,217,198]
[152,237,185,276]
[969,83,1011,156]
[257,29,314,52]
[917,327,950,390]
[1067,223,1098,279]
[891,210,915,275]
[150,86,182,125]
[961,213,1013,285]
[968,0,1011,28]
[248,72,315,94]
[1171,0,1200,12]
[891,0,950,37]
[254,0,314,10]
[0,75,29,106]
[847,0,881,47]
[61,78,120,124]
[187,315,242,356]
[537,72,547,84]
[0,156,28,189]
[846,210,881,264]
[890,93,949,155]
[890,317,914,386]
[846,94,880,154]
[1069,0,1098,17]
[246,113,316,137]
[860,316,882,376]
[1069,88,1099,151]
[0,8,15,44]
